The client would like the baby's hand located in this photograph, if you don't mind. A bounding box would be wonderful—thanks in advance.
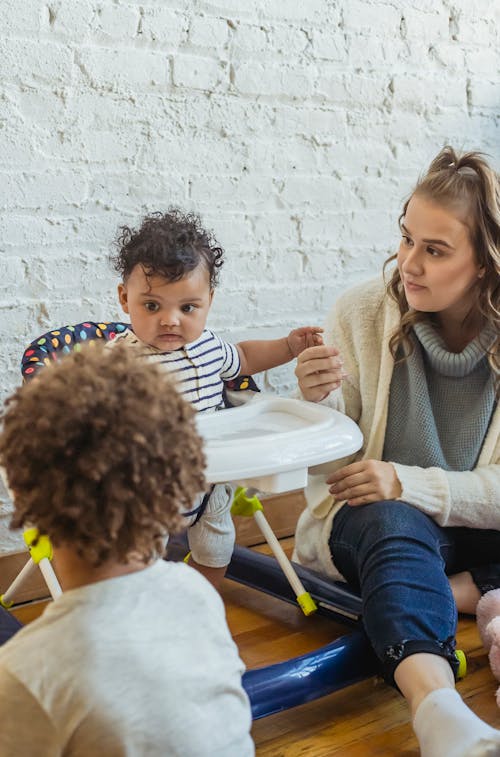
[287,327,324,358]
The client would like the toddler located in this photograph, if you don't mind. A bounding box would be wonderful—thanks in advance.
[110,209,322,587]
[0,344,254,756]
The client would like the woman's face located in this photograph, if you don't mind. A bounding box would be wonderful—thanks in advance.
[397,193,484,322]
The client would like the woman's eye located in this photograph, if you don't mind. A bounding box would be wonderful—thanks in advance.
[181,304,195,313]
[401,235,413,247]
[427,246,440,257]
[144,302,159,312]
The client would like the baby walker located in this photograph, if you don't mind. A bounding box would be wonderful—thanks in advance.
[1,321,466,719]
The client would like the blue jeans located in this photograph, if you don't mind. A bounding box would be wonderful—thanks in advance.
[329,500,500,684]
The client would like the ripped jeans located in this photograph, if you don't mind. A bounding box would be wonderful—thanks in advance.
[329,500,500,685]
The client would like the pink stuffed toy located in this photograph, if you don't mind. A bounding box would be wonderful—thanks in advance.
[476,589,500,708]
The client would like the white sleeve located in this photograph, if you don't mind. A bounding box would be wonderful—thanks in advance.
[393,462,500,529]
[0,667,60,756]
[187,484,235,567]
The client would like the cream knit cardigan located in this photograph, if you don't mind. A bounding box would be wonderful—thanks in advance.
[294,277,500,580]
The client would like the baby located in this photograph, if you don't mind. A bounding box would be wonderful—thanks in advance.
[110,209,322,587]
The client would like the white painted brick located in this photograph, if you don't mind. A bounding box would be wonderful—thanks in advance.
[188,15,230,48]
[311,29,346,62]
[88,172,187,212]
[467,80,500,109]
[269,24,310,57]
[201,0,325,20]
[140,7,189,47]
[173,53,227,90]
[0,171,88,211]
[76,46,169,92]
[465,48,500,76]
[0,39,73,86]
[342,1,401,37]
[189,174,276,209]
[316,71,392,108]
[234,60,315,98]
[273,105,346,139]
[3,0,41,37]
[280,176,351,210]
[453,18,494,45]
[41,0,95,40]
[427,43,465,72]
[232,23,269,54]
[92,4,141,42]
[402,9,449,43]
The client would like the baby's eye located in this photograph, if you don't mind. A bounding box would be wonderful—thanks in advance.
[181,304,196,313]
[144,302,160,313]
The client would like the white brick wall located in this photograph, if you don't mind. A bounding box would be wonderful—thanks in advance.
[0,0,499,551]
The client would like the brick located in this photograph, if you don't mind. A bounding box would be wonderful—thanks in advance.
[467,80,500,109]
[233,60,315,98]
[0,39,73,86]
[188,15,229,48]
[92,4,140,41]
[173,53,227,90]
[3,0,41,37]
[140,7,189,47]
[76,46,169,92]
[342,1,401,37]
[0,171,88,211]
[232,23,269,54]
[41,0,95,39]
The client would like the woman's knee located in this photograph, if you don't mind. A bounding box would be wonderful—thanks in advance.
[332,499,436,548]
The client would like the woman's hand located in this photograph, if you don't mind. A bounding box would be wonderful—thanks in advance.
[295,344,346,402]
[327,460,402,506]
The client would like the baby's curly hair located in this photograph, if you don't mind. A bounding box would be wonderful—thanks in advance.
[111,208,224,289]
[0,343,207,567]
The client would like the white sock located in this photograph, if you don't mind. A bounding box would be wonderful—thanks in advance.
[413,688,500,757]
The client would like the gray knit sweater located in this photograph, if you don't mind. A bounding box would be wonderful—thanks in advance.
[383,322,496,471]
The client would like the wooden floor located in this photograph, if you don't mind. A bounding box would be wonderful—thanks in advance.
[12,538,500,756]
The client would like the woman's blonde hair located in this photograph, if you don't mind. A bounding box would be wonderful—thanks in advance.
[385,145,500,376]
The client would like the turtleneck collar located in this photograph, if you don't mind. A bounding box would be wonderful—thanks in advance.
[413,321,494,378]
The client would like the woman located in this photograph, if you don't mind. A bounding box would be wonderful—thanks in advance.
[295,146,499,757]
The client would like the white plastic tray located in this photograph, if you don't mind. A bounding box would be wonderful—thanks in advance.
[196,396,363,493]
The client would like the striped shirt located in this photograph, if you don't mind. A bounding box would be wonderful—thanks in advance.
[110,328,241,413]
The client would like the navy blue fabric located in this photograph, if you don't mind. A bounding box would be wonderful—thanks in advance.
[329,500,500,684]
[0,607,22,646]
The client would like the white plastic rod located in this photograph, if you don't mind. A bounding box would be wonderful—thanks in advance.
[38,558,63,599]
[1,558,38,605]
[253,509,307,599]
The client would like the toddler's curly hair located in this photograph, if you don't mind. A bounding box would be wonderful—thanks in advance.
[111,208,224,289]
[0,343,207,567]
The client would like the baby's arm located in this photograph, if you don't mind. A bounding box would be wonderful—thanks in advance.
[236,327,323,376]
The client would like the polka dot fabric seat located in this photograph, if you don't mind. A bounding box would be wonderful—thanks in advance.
[20,320,259,399]
[21,321,129,380]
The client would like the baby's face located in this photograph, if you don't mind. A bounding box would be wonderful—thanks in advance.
[118,264,213,351]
